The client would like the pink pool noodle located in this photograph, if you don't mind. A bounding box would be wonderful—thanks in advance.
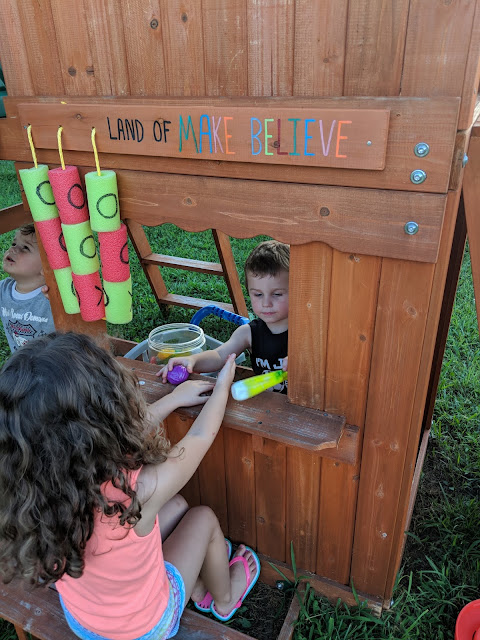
[167,366,190,385]
[35,218,70,270]
[48,166,89,225]
[71,271,105,322]
[98,223,130,282]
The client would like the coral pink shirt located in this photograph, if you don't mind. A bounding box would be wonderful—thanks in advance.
[57,468,169,640]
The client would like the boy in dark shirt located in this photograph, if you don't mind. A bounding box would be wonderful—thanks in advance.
[0,224,54,351]
[160,240,289,394]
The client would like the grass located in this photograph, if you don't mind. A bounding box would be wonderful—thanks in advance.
[0,159,479,639]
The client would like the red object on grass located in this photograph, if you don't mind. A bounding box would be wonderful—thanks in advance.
[455,600,480,639]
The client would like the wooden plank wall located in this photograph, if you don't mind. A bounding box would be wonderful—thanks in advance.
[1,0,479,603]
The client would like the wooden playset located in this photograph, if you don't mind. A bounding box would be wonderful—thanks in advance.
[1,1,480,639]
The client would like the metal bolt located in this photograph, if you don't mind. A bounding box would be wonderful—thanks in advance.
[410,169,427,184]
[404,221,419,236]
[276,580,288,591]
[414,142,430,158]
[320,207,330,217]
[150,18,159,29]
[366,140,372,146]
[462,154,468,168]
[381,532,388,538]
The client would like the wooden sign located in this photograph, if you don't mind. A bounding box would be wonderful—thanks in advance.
[19,103,390,170]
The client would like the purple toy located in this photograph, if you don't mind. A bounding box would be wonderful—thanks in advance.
[167,365,189,385]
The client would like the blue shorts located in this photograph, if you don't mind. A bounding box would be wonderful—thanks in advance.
[59,562,186,640]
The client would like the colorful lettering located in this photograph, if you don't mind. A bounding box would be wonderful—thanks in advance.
[264,118,274,156]
[336,120,352,158]
[179,115,198,153]
[224,117,235,154]
[304,119,315,156]
[288,118,301,156]
[212,116,223,153]
[251,117,262,155]
[320,120,336,156]
[199,114,213,153]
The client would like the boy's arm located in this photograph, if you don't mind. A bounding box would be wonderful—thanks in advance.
[158,323,252,381]
[138,355,237,518]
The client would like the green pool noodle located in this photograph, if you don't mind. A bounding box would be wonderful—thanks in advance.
[85,170,121,232]
[61,221,100,275]
[18,164,59,222]
[103,276,132,324]
[53,267,80,315]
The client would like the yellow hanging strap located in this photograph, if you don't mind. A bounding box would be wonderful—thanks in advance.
[57,126,66,170]
[26,125,38,169]
[91,128,101,176]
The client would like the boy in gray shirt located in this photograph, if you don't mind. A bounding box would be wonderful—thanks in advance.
[0,224,54,351]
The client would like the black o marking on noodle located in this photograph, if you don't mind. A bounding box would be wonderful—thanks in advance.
[67,183,86,210]
[36,181,56,205]
[59,232,67,252]
[79,235,96,259]
[95,285,104,306]
[120,241,129,264]
[96,193,118,219]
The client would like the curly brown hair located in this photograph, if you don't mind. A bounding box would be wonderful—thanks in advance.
[0,332,170,586]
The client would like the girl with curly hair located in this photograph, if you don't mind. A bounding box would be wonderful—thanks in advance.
[0,332,260,639]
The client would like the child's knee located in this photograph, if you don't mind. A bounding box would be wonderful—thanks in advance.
[189,504,219,528]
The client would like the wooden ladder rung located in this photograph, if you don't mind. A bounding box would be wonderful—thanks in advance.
[142,253,224,275]
[159,293,235,313]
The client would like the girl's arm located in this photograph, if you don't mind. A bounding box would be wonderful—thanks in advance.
[146,379,215,423]
[158,323,252,382]
[138,355,237,523]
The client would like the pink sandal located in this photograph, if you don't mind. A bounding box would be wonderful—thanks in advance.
[193,538,232,613]
[210,546,261,622]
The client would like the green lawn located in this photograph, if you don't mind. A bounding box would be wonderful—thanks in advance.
[0,159,479,640]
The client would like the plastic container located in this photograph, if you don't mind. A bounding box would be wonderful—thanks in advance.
[147,323,206,365]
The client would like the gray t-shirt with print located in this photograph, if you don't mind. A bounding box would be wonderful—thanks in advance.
[0,277,55,352]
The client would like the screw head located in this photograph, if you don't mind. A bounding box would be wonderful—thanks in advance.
[404,221,419,236]
[276,580,287,591]
[414,142,430,157]
[410,169,427,184]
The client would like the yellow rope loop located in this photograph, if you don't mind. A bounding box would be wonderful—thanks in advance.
[91,128,101,176]
[26,125,38,169]
[57,126,65,170]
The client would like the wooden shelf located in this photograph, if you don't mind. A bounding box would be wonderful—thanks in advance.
[119,358,350,457]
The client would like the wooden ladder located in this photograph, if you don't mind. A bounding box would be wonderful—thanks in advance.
[126,220,248,317]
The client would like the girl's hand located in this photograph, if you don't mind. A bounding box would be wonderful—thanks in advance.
[157,356,195,383]
[214,353,237,391]
[170,379,215,407]
[282,356,288,372]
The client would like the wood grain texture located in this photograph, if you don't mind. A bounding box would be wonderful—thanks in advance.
[384,188,463,598]
[351,258,435,596]
[224,429,256,546]
[0,0,34,96]
[6,96,460,193]
[288,243,332,408]
[402,0,475,99]
[85,0,130,96]
[17,0,65,96]
[462,135,480,339]
[247,0,294,97]
[293,0,348,97]
[344,0,409,96]
[202,0,248,97]
[50,0,97,96]
[50,165,448,263]
[254,438,287,561]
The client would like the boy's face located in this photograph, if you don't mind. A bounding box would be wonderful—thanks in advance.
[3,231,43,280]
[247,269,289,332]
